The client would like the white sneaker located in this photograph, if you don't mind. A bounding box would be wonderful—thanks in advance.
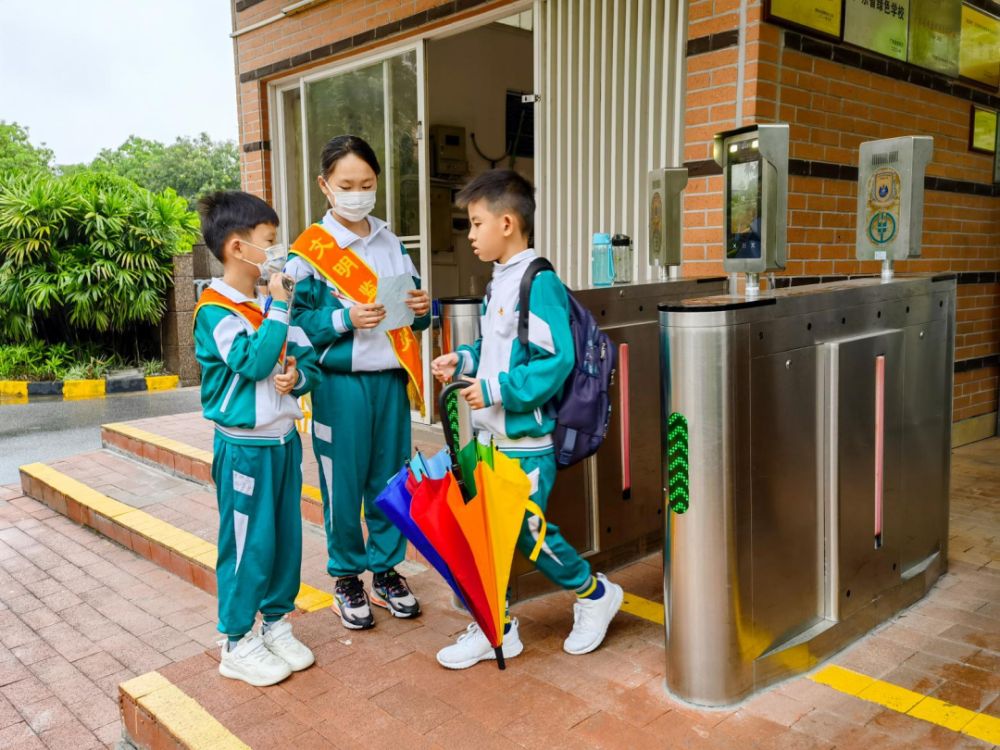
[563,574,624,655]
[260,617,315,672]
[436,618,523,670]
[218,634,292,686]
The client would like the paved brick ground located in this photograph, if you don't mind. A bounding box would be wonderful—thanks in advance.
[42,450,340,598]
[3,434,1000,749]
[0,483,219,749]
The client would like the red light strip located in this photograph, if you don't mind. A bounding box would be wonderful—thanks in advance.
[874,355,885,543]
[620,343,631,500]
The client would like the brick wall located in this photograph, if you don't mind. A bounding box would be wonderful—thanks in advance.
[683,0,1000,431]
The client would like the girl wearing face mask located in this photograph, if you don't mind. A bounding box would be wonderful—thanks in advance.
[285,135,431,632]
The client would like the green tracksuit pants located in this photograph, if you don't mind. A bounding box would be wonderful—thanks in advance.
[511,451,592,591]
[312,369,410,578]
[212,432,303,636]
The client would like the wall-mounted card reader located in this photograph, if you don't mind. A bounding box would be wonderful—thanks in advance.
[713,124,789,293]
[647,167,688,268]
[855,136,933,280]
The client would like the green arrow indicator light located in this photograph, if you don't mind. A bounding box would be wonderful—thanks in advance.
[667,412,690,514]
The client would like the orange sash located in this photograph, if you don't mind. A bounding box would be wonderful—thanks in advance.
[289,223,425,417]
[194,288,287,363]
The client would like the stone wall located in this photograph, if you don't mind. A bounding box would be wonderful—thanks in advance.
[161,245,222,387]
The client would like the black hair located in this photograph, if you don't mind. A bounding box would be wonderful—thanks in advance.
[320,135,381,179]
[197,191,279,262]
[455,169,535,236]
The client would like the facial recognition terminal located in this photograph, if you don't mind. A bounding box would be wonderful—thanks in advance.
[713,124,789,294]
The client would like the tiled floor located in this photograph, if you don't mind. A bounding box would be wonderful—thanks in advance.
[0,484,219,749]
[3,435,1000,749]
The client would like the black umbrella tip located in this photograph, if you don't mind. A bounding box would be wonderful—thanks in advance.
[495,646,506,670]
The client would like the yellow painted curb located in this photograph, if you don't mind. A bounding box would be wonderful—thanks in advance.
[20,462,333,613]
[0,381,28,397]
[810,663,1000,742]
[63,379,105,400]
[122,671,250,750]
[620,592,665,625]
[302,484,323,504]
[146,374,180,391]
[810,664,875,696]
[964,714,1000,744]
[857,680,924,713]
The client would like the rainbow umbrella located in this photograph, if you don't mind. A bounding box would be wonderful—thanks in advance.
[405,382,546,669]
[373,463,465,608]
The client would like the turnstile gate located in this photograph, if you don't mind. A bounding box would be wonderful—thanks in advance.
[659,274,956,706]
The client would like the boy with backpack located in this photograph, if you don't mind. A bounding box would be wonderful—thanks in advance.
[431,170,623,669]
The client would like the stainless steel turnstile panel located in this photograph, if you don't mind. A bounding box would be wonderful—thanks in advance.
[659,275,956,707]
[511,277,727,602]
[823,331,903,622]
[901,318,949,574]
[751,346,822,650]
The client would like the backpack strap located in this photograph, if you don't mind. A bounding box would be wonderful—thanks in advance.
[518,257,555,348]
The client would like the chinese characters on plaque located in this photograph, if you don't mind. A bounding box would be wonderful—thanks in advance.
[766,0,843,39]
[960,4,1000,88]
[908,0,962,76]
[970,104,998,154]
[844,0,910,60]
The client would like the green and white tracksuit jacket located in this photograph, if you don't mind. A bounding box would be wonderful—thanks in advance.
[286,212,431,578]
[193,278,320,636]
[456,249,591,590]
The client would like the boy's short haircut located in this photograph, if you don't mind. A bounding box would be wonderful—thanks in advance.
[197,191,280,262]
[455,169,535,237]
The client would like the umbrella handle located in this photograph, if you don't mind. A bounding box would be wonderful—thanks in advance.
[439,380,472,501]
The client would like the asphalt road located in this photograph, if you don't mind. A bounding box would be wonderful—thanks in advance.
[0,387,203,486]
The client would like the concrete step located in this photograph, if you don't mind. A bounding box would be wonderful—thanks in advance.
[18,450,339,612]
[100,416,445,569]
[100,419,325,529]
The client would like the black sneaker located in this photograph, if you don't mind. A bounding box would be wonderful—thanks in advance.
[332,576,375,630]
[370,570,420,619]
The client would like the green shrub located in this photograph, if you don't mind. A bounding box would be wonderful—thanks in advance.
[0,170,199,344]
[0,342,143,381]
[142,359,165,378]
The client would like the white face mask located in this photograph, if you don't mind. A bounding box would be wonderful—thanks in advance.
[322,178,377,222]
[240,241,287,280]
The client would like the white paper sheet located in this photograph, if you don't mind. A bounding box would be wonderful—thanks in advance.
[372,273,416,334]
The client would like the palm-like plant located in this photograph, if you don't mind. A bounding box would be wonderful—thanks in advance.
[0,170,199,344]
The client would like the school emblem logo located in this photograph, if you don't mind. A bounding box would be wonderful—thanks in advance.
[863,167,901,249]
[872,171,895,205]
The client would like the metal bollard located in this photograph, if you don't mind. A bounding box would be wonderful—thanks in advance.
[439,297,483,449]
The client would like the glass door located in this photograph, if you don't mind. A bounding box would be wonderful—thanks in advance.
[275,44,433,423]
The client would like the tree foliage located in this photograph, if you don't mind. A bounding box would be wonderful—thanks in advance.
[0,121,55,175]
[0,170,199,345]
[88,133,240,209]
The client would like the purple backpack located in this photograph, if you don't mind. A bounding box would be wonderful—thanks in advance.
[498,257,617,470]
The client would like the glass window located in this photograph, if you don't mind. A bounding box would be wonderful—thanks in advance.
[280,87,305,243]
[305,61,387,225]
[389,52,420,240]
